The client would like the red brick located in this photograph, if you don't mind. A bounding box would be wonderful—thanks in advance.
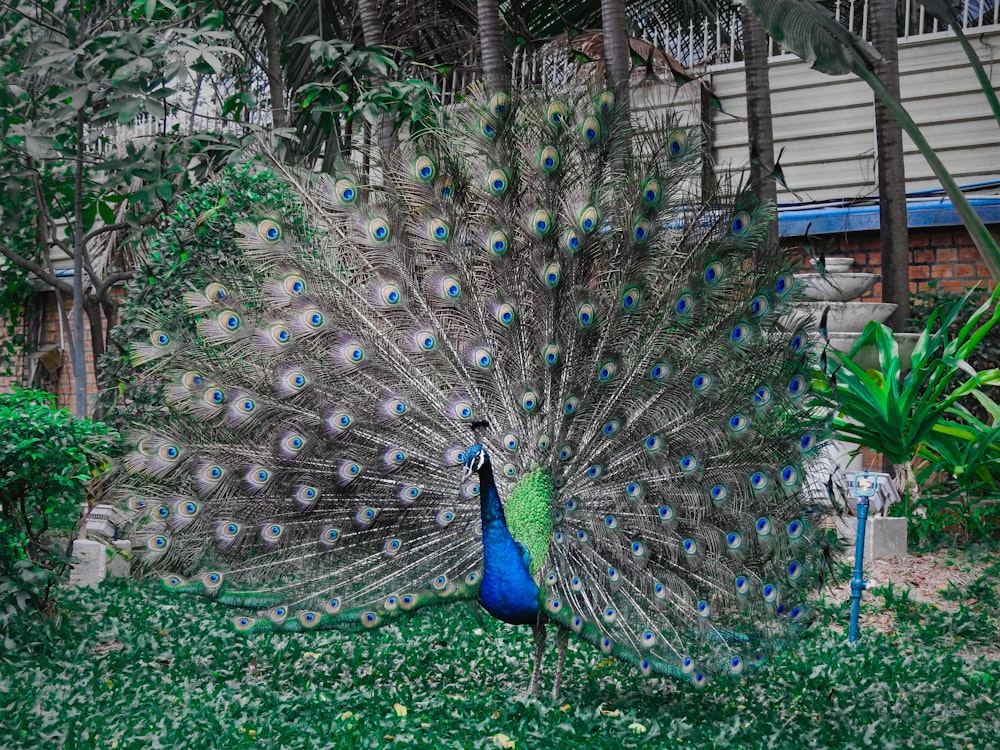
[953,263,976,278]
[936,248,958,262]
[931,265,954,278]
[912,249,935,264]
[908,233,930,248]
[866,252,882,267]
[940,280,966,293]
[959,247,981,261]
[910,265,931,279]
[931,230,952,244]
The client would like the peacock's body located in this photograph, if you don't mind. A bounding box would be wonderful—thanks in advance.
[118,86,828,694]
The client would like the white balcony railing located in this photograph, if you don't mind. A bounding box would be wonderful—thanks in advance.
[510,0,999,78]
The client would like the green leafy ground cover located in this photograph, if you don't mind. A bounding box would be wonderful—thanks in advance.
[2,553,998,750]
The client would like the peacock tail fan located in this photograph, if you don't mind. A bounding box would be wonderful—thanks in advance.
[114,85,831,687]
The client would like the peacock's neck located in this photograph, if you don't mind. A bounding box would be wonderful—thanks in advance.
[476,458,541,625]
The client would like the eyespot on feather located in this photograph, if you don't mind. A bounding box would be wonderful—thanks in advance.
[257,219,281,242]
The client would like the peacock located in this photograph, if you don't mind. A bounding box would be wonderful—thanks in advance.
[116,85,829,697]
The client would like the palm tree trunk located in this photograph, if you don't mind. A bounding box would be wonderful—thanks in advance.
[871,0,909,331]
[600,0,631,106]
[478,0,507,92]
[357,0,394,154]
[261,2,287,129]
[740,6,778,248]
[890,460,920,504]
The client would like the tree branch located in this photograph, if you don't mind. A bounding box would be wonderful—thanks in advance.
[94,270,134,299]
[83,207,164,245]
[0,1,70,38]
[0,241,73,295]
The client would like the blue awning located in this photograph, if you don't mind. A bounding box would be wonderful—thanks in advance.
[778,191,1000,238]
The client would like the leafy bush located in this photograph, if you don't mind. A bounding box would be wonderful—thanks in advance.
[903,283,1000,543]
[908,280,1000,375]
[99,165,308,429]
[813,287,1000,504]
[0,389,116,613]
[910,398,1000,545]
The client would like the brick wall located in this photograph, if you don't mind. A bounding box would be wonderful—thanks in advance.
[782,224,1000,301]
[0,288,122,415]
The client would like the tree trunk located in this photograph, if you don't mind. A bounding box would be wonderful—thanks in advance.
[890,460,920,504]
[72,109,87,418]
[871,0,909,331]
[600,0,631,107]
[740,6,778,248]
[477,0,507,93]
[84,296,106,420]
[261,2,287,129]
[357,0,394,153]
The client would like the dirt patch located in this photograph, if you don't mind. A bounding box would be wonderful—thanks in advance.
[821,546,999,657]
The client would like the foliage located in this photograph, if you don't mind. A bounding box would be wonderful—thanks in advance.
[908,280,1000,374]
[0,1,452,409]
[294,37,442,138]
[897,282,1000,543]
[906,397,1000,545]
[0,559,997,747]
[812,288,1000,482]
[0,0,256,411]
[0,389,116,613]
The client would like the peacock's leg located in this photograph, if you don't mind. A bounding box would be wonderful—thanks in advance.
[529,621,547,695]
[552,626,569,700]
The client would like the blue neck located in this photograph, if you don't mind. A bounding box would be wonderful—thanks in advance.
[476,458,540,625]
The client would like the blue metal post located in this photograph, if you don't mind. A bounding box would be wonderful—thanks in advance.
[848,496,870,644]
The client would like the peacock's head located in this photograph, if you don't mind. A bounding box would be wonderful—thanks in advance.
[461,443,490,480]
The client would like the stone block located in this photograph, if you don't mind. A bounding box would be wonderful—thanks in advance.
[834,515,908,560]
[69,539,107,587]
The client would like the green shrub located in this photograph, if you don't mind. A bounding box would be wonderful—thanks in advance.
[813,287,1000,505]
[0,389,116,613]
[908,280,1000,375]
[905,283,1000,543]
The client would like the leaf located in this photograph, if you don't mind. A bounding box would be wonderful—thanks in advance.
[742,0,880,75]
[113,97,144,125]
[23,134,61,159]
[111,56,154,85]
[155,181,173,202]
[97,200,116,226]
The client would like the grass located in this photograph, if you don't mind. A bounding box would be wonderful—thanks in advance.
[1,557,999,750]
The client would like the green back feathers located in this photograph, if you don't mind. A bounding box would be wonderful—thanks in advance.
[504,466,555,578]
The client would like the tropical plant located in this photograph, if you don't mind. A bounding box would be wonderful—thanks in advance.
[910,394,1000,543]
[909,281,1000,375]
[0,389,116,612]
[812,288,1000,502]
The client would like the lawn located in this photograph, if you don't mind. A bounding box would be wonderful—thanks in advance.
[2,552,998,749]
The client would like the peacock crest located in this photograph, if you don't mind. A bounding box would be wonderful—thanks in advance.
[116,85,828,694]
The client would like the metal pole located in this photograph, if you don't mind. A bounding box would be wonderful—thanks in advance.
[848,496,870,644]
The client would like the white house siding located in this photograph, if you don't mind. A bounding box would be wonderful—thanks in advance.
[709,27,1000,203]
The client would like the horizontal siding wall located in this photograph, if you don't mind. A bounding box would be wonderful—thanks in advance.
[710,27,1000,203]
